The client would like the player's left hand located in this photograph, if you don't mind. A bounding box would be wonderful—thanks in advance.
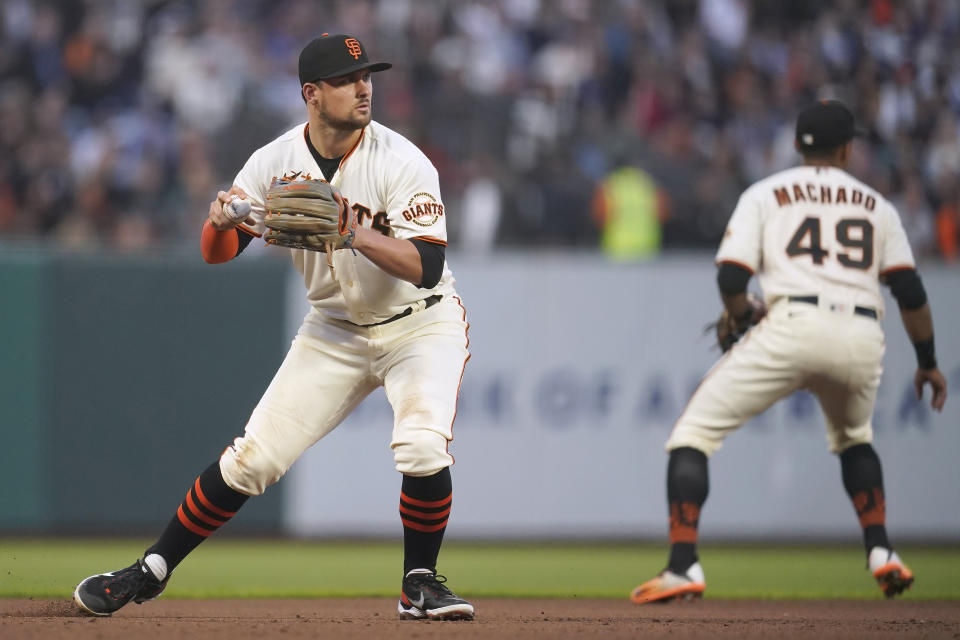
[914,367,947,412]
[713,294,766,352]
[263,178,356,252]
[331,188,359,249]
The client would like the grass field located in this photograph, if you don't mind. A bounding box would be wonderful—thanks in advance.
[2,539,958,600]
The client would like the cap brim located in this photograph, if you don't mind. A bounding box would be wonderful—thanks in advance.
[309,61,392,82]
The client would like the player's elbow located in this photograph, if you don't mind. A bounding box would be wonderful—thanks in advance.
[716,262,751,296]
[419,268,442,290]
[411,238,445,289]
[885,268,927,310]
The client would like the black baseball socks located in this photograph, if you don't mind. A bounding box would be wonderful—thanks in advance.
[840,443,892,554]
[666,447,709,574]
[400,467,452,575]
[143,460,249,579]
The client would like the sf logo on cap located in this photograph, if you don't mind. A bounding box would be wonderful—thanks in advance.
[345,38,362,59]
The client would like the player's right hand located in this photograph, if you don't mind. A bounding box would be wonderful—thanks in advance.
[208,186,249,231]
[914,367,947,412]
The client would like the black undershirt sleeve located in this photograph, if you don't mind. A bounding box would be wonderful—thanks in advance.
[883,268,927,310]
[410,239,445,289]
[235,229,254,256]
[716,262,752,296]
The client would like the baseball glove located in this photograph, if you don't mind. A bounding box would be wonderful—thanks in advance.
[263,179,356,252]
[712,294,766,353]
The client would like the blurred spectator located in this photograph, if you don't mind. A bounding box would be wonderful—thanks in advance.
[0,0,954,263]
[891,173,936,259]
[592,163,667,260]
[458,154,502,254]
[935,184,960,263]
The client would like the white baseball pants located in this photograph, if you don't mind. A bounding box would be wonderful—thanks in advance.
[666,297,885,456]
[220,296,470,495]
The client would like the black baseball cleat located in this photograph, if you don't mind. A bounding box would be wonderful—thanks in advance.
[73,558,168,617]
[398,569,474,620]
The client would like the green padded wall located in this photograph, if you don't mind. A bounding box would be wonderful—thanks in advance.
[0,248,289,534]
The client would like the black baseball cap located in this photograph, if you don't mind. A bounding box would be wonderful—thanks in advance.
[298,33,392,85]
[795,100,864,151]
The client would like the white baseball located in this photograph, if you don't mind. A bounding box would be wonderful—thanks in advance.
[223,197,252,222]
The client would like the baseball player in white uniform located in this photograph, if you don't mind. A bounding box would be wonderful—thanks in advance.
[631,101,948,603]
[74,34,474,621]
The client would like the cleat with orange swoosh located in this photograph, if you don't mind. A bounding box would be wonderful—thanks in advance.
[398,569,474,620]
[630,562,705,604]
[74,558,168,617]
[868,547,914,598]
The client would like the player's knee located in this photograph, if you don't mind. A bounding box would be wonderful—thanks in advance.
[392,429,452,477]
[828,424,873,454]
[219,435,287,496]
[665,429,720,458]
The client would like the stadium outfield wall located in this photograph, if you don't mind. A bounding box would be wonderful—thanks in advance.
[0,248,287,534]
[1,249,955,541]
[285,253,960,541]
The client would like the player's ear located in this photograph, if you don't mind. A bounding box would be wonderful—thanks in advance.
[302,82,319,104]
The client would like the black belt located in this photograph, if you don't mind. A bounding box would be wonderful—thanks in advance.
[351,294,442,327]
[788,295,877,319]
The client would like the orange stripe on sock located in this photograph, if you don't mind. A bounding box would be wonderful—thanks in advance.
[669,527,699,544]
[186,490,228,527]
[400,492,451,509]
[401,517,448,533]
[177,505,215,537]
[860,512,885,527]
[853,489,886,528]
[193,479,237,518]
[669,502,700,544]
[399,503,452,521]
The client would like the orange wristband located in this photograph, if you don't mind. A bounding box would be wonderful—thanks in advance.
[201,220,239,264]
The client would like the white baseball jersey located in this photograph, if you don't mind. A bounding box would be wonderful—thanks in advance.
[667,164,914,456]
[215,118,470,492]
[232,120,456,326]
[716,165,915,316]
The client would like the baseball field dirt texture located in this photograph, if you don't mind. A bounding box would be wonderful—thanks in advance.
[4,597,960,639]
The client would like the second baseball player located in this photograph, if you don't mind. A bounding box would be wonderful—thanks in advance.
[631,101,948,603]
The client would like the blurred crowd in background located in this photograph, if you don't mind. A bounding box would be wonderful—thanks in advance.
[1,0,959,262]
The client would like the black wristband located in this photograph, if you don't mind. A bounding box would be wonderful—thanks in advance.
[913,337,937,370]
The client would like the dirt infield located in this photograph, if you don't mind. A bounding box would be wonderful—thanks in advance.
[2,598,958,639]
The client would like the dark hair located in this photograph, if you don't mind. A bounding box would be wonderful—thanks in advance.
[800,142,847,161]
